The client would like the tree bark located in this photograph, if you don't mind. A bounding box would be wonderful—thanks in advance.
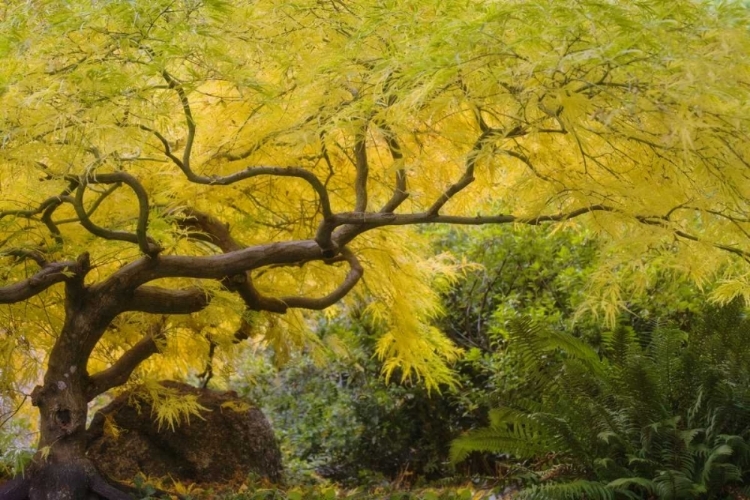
[0,281,135,499]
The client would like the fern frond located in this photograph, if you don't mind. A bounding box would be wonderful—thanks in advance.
[607,476,656,496]
[518,479,617,500]
[450,424,550,463]
[652,470,696,499]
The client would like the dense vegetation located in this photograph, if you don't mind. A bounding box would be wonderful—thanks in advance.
[1,221,749,498]
[228,226,750,498]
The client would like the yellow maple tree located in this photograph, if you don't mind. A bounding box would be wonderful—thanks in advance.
[1,0,750,496]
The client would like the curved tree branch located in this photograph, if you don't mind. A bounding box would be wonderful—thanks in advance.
[333,205,617,246]
[160,69,196,173]
[85,319,167,401]
[170,208,363,312]
[72,172,159,255]
[135,61,336,255]
[0,196,67,222]
[280,248,363,310]
[55,182,121,226]
[427,126,524,216]
[170,207,243,252]
[41,202,64,245]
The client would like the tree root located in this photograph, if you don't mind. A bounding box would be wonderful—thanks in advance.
[0,462,161,500]
[0,476,29,500]
[0,466,184,500]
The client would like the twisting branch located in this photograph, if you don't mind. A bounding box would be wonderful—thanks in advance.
[184,165,332,217]
[170,207,243,252]
[280,248,363,310]
[41,203,64,245]
[151,64,334,223]
[160,69,196,172]
[85,319,168,401]
[137,124,185,168]
[0,197,67,221]
[55,182,121,225]
[143,117,337,254]
[136,70,336,254]
[171,208,363,313]
[69,171,159,255]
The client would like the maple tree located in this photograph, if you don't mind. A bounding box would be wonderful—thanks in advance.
[1,0,750,497]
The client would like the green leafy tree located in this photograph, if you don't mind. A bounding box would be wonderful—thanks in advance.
[1,0,750,497]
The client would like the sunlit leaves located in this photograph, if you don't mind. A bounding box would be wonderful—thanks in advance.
[1,0,750,403]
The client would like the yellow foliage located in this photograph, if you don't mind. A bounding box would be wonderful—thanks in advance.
[220,400,253,413]
[1,0,750,407]
[134,381,209,432]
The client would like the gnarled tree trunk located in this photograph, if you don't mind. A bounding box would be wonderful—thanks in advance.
[0,257,138,499]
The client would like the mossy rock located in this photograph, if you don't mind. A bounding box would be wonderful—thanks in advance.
[86,381,282,485]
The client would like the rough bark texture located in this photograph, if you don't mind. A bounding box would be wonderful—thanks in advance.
[86,381,282,486]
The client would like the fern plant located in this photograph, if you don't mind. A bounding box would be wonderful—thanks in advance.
[451,302,750,499]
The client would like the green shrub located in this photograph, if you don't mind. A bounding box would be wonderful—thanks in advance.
[451,302,750,499]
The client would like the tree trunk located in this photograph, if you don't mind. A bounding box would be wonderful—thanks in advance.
[0,299,135,499]
[0,376,134,500]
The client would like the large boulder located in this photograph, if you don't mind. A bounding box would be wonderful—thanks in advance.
[86,381,282,485]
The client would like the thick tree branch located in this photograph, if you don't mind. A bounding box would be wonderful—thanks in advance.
[225,248,362,314]
[187,165,332,218]
[103,203,613,293]
[333,205,617,246]
[172,208,363,312]
[171,207,243,252]
[0,259,85,304]
[123,285,210,314]
[1,248,48,267]
[85,320,167,401]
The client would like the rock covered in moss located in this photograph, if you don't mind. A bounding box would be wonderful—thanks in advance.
[86,381,282,485]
